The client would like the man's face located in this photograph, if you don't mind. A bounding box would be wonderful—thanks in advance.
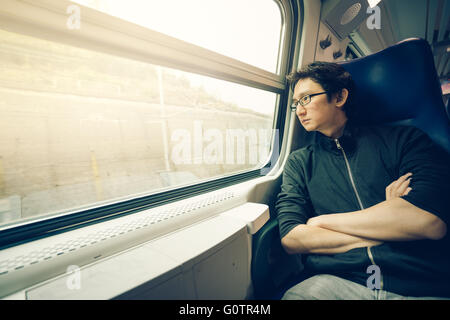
[292,78,343,134]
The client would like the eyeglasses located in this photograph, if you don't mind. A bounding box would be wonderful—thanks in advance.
[290,91,327,111]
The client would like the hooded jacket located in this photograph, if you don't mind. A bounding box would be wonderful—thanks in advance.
[276,123,450,297]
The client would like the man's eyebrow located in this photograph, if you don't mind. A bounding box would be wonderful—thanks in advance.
[294,90,313,100]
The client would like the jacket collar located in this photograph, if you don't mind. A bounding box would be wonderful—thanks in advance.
[317,122,358,154]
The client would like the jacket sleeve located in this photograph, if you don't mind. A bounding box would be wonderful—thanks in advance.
[275,152,314,239]
[398,127,450,226]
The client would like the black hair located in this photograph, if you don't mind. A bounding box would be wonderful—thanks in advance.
[286,61,356,119]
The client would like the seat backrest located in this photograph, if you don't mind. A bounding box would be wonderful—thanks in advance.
[445,96,450,120]
[339,38,450,154]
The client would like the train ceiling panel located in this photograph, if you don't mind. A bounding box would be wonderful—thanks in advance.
[323,0,450,80]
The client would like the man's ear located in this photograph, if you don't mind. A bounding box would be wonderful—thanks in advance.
[335,88,349,108]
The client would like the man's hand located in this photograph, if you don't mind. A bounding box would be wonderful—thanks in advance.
[385,172,412,200]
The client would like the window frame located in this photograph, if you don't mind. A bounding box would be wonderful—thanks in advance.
[0,0,300,249]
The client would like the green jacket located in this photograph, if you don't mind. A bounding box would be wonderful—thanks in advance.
[276,124,450,297]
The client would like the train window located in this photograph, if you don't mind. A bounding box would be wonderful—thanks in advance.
[0,0,294,241]
[72,0,284,73]
[0,28,278,227]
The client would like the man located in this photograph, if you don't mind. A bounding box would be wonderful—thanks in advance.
[275,61,450,299]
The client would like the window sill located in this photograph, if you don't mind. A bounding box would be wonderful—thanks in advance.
[1,198,269,299]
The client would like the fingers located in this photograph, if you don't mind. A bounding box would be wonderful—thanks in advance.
[396,175,412,195]
[393,172,412,189]
[385,173,413,200]
[404,187,412,195]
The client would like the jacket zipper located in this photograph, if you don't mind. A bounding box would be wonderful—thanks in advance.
[334,138,384,291]
[334,139,364,209]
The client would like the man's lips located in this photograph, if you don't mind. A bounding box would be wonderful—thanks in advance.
[301,119,310,124]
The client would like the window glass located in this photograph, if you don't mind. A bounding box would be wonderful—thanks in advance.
[72,0,283,73]
[0,29,276,226]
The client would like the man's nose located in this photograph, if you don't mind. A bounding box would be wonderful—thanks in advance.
[296,105,306,116]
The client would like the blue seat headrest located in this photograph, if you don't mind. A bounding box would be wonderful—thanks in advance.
[339,38,450,153]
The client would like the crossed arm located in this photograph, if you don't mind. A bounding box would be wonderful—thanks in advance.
[281,173,448,255]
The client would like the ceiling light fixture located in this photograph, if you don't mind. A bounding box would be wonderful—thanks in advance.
[341,3,362,25]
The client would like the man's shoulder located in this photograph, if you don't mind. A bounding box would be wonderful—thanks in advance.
[284,144,317,173]
[357,124,444,157]
[289,144,316,159]
[360,123,422,134]
[358,124,427,141]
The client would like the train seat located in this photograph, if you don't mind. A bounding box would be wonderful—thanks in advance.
[445,96,450,120]
[340,37,450,153]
